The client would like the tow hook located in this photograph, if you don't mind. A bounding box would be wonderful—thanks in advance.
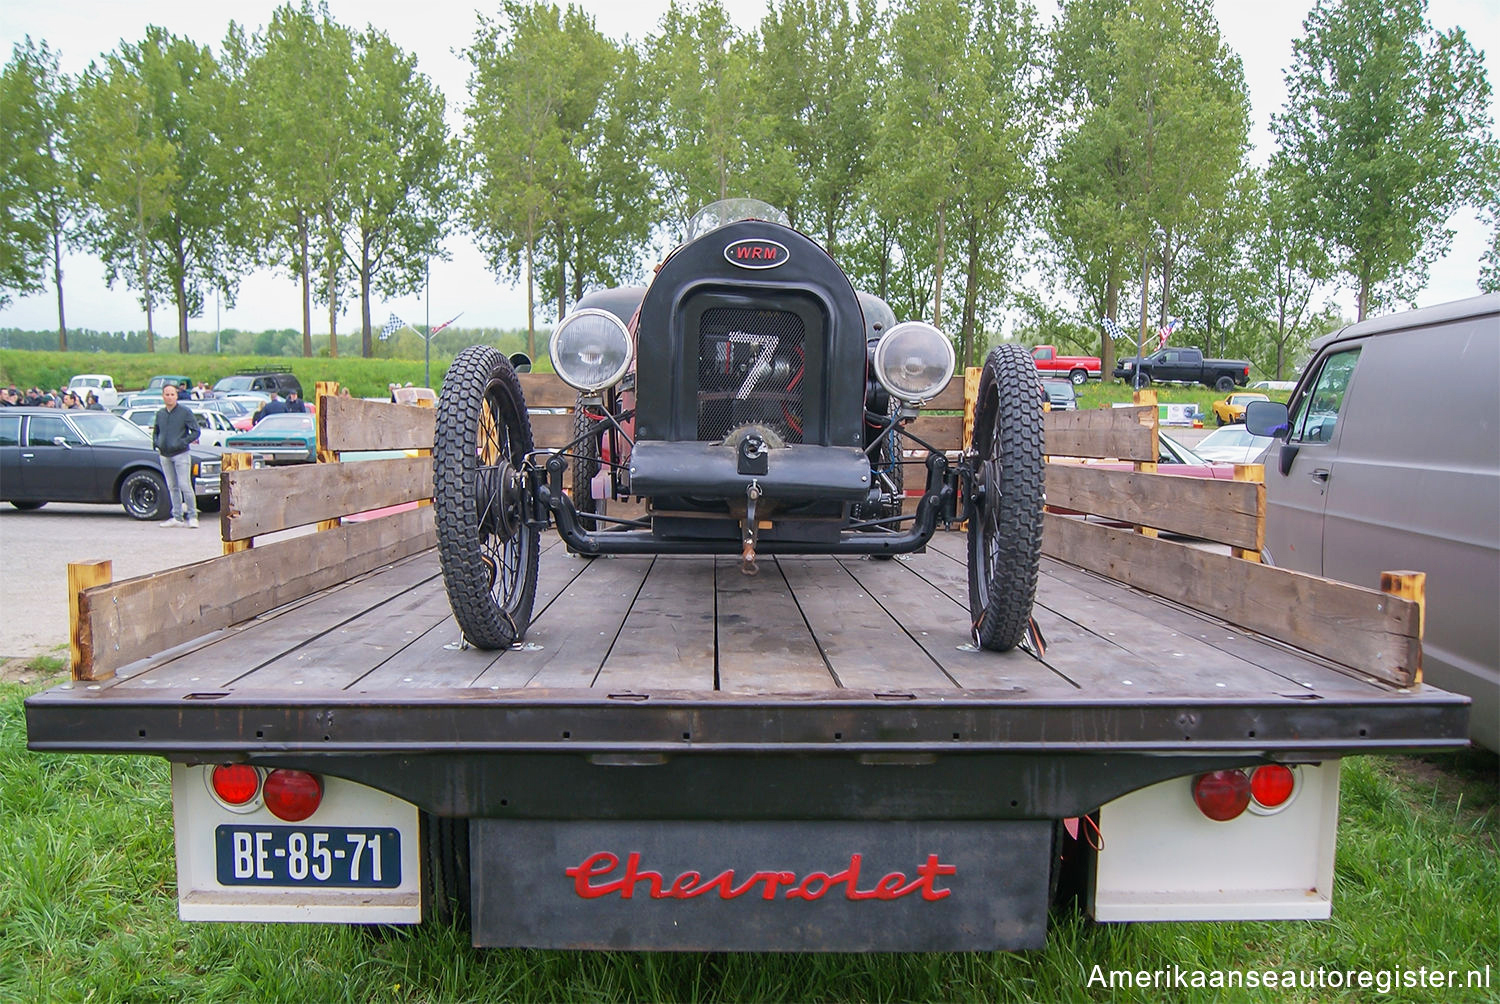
[741,481,762,576]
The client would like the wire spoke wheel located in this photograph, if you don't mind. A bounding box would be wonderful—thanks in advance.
[434,346,539,649]
[570,395,604,523]
[967,344,1045,651]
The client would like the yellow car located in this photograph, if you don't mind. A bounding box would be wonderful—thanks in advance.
[1212,391,1268,426]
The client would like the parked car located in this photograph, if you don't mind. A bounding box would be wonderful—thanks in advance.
[1068,431,1236,479]
[1113,347,1252,390]
[1041,379,1078,411]
[111,391,164,414]
[433,197,1044,654]
[1192,424,1274,464]
[145,374,193,393]
[0,408,222,519]
[1250,380,1297,392]
[213,371,303,398]
[1031,344,1101,384]
[1211,391,1269,426]
[223,412,317,465]
[119,405,240,448]
[195,396,257,430]
[67,374,119,409]
[1247,293,1498,750]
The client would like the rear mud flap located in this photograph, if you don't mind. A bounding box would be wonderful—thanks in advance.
[471,819,1050,951]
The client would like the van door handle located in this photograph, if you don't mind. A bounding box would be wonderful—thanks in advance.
[1309,468,1330,483]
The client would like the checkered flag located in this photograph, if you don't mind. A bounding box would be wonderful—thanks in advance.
[1101,316,1125,342]
[379,313,406,340]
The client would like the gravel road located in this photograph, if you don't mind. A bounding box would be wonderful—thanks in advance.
[0,504,227,659]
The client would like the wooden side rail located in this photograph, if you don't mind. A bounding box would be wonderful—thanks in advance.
[1043,405,1157,461]
[1041,398,1265,558]
[1043,516,1425,687]
[319,395,435,452]
[1043,465,1263,551]
[69,506,435,682]
[223,458,432,541]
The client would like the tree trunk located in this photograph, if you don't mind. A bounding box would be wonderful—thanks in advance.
[51,221,66,352]
[1102,278,1119,381]
[932,203,946,326]
[136,190,154,353]
[525,232,536,361]
[1157,228,1174,328]
[300,218,312,357]
[556,220,567,322]
[960,219,982,368]
[326,250,339,359]
[360,237,373,358]
[1136,243,1150,362]
[173,238,190,354]
[571,225,584,306]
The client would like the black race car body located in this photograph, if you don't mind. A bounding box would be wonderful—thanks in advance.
[433,201,1044,657]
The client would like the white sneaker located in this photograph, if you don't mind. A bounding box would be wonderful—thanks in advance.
[159,517,182,527]
[186,516,199,528]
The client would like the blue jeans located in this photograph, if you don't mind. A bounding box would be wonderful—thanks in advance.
[161,451,196,520]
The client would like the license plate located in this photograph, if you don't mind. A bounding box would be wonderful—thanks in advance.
[215,826,401,888]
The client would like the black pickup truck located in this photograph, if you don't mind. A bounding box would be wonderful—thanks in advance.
[1114,347,1251,391]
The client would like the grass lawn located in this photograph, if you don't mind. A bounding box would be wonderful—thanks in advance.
[1,672,1494,1004]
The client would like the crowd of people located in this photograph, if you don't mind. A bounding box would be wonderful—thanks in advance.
[1,384,106,409]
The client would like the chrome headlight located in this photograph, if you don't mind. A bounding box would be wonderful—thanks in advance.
[549,308,633,393]
[872,321,956,404]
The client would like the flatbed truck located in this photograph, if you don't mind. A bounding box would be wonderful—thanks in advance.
[25,382,1468,951]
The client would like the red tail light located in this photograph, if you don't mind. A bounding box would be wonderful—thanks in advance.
[263,769,324,821]
[1192,770,1251,821]
[1250,764,1297,810]
[211,764,261,806]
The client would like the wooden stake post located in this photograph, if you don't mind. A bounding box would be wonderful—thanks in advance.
[68,560,112,681]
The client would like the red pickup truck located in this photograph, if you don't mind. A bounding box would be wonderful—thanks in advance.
[1031,345,1101,385]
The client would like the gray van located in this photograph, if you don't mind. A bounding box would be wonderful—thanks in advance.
[1247,293,1498,751]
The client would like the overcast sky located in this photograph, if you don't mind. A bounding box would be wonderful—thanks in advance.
[1,0,1495,338]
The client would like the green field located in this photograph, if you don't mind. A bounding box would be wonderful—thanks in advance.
[0,344,553,402]
[1,671,1493,1004]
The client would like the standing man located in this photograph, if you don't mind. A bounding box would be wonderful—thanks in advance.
[153,383,200,528]
[253,390,284,425]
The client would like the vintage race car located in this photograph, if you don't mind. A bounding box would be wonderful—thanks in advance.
[433,200,1044,654]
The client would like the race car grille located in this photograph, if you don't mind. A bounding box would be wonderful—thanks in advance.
[696,307,806,443]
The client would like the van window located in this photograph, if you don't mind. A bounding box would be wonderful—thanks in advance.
[1289,347,1360,444]
[0,414,19,446]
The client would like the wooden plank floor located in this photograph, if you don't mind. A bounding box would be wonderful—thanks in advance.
[103,531,1406,702]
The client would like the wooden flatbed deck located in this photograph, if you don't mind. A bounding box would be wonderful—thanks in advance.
[50,529,1451,725]
[73,533,1379,701]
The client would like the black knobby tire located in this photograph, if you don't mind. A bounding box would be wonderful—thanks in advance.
[1214,375,1234,392]
[967,344,1045,651]
[433,346,540,649]
[570,396,602,524]
[120,469,169,520]
[420,812,470,925]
